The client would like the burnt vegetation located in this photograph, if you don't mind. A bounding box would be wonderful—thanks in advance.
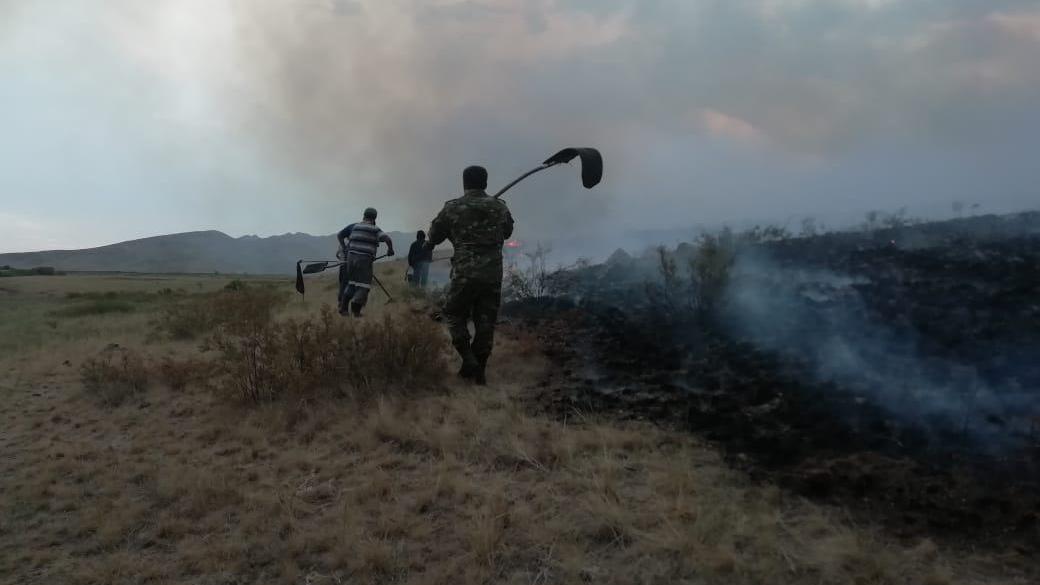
[506,211,1040,552]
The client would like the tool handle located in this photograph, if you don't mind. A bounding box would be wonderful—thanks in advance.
[493,162,559,199]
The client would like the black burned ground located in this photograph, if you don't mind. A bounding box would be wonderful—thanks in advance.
[505,212,1040,556]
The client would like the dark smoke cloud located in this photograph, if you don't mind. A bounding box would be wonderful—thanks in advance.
[211,0,1040,234]
[211,0,625,233]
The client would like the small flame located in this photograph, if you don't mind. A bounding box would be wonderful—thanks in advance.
[505,240,521,249]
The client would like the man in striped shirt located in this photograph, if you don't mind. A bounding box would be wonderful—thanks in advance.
[336,207,395,317]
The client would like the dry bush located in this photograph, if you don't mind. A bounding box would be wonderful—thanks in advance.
[689,230,738,313]
[206,305,449,403]
[647,229,744,317]
[504,242,552,301]
[156,300,212,339]
[155,355,215,391]
[862,208,917,231]
[505,245,592,302]
[645,245,691,316]
[80,347,149,406]
[156,282,288,340]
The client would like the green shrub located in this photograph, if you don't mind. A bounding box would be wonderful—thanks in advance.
[157,300,214,340]
[65,290,174,303]
[0,266,63,277]
[54,299,136,317]
[57,290,184,319]
[156,284,288,340]
[80,347,149,406]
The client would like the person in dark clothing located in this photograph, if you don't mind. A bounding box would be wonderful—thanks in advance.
[337,207,394,317]
[407,230,433,288]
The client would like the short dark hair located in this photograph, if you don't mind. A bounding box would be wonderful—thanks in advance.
[363,207,378,220]
[416,230,426,240]
[463,165,488,190]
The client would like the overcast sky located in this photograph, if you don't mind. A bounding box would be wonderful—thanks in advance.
[1,0,1038,252]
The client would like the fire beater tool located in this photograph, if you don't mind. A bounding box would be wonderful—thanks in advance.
[493,147,602,199]
[297,147,601,292]
[295,254,391,300]
[425,147,604,264]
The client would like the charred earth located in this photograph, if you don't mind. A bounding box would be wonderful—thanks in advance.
[506,212,1040,557]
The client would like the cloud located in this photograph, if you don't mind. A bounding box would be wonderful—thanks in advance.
[2,0,1039,252]
[0,213,80,253]
[694,109,766,145]
[989,9,1040,42]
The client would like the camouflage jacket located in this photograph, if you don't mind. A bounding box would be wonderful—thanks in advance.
[428,189,515,283]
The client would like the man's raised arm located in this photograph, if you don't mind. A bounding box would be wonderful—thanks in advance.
[379,231,395,256]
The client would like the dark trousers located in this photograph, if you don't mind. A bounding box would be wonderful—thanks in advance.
[444,277,501,365]
[338,254,374,315]
[412,261,430,288]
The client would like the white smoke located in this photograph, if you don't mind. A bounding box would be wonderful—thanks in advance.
[723,251,1035,449]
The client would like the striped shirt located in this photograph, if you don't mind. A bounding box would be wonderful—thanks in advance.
[338,221,390,257]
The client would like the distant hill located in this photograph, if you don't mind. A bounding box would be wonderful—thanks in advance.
[0,230,413,275]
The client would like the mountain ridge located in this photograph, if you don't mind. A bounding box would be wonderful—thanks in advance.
[0,230,414,275]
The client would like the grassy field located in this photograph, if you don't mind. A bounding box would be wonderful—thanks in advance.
[0,267,1031,584]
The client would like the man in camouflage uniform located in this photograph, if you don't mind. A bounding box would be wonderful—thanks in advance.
[426,165,514,385]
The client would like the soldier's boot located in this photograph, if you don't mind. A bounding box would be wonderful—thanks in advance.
[458,358,478,380]
[350,302,363,318]
[456,344,479,379]
[473,355,489,386]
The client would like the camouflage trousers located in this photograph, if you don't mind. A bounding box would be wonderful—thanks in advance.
[444,277,502,366]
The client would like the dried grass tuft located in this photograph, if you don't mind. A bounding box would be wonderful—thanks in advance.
[205,305,449,403]
[79,346,149,406]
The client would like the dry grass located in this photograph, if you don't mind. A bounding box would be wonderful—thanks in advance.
[79,346,149,406]
[155,355,216,391]
[0,274,284,355]
[1,379,1018,585]
[0,272,1032,585]
[205,304,449,403]
[156,280,289,340]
